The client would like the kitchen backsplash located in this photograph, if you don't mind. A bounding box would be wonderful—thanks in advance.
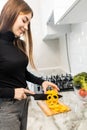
[68,22,87,75]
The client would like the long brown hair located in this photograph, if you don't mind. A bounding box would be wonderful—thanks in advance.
[0,0,36,69]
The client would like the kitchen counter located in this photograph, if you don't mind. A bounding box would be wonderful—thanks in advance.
[27,91,87,130]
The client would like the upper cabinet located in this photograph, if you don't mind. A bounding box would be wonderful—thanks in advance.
[42,0,87,40]
[54,0,87,24]
[41,0,72,41]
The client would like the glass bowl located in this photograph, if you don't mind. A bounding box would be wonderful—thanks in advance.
[73,85,87,102]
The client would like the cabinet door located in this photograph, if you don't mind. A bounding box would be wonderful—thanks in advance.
[54,0,79,24]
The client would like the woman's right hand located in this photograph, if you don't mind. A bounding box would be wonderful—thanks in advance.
[14,88,35,100]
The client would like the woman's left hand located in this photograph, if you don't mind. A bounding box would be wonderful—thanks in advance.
[42,81,59,93]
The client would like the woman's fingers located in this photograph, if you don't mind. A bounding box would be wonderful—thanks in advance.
[42,81,59,92]
[14,88,35,100]
[24,88,35,95]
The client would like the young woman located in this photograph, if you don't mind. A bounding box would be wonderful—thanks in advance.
[0,0,58,130]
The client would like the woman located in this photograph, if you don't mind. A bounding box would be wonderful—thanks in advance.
[0,0,58,130]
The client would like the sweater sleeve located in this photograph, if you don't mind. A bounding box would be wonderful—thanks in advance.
[0,88,14,98]
[25,69,45,85]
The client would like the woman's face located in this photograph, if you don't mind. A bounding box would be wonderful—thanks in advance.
[12,12,32,37]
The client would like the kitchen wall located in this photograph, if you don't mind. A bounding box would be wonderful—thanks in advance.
[26,0,62,74]
[58,23,87,75]
[1,0,86,76]
[58,35,71,73]
[67,23,87,75]
[28,0,87,76]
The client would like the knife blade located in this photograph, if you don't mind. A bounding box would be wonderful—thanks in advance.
[26,93,63,100]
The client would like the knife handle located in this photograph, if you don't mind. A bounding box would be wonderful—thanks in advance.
[26,93,34,97]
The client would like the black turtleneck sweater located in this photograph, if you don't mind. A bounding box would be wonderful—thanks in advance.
[0,31,44,98]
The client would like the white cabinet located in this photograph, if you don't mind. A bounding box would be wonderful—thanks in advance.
[43,0,87,40]
[43,12,71,41]
[43,2,71,41]
[54,0,79,24]
[43,0,78,40]
[54,0,87,24]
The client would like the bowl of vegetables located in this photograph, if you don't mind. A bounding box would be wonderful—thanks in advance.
[73,72,87,102]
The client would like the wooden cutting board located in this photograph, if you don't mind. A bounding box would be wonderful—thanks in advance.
[37,100,71,116]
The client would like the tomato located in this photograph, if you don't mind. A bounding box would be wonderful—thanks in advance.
[79,88,87,97]
[85,91,87,96]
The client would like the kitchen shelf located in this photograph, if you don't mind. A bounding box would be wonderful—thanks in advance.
[43,24,71,41]
[43,34,59,41]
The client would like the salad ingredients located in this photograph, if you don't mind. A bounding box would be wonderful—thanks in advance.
[73,72,87,91]
[79,88,87,97]
[45,89,70,114]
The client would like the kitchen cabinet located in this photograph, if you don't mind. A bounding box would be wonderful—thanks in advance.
[43,0,79,40]
[54,0,80,24]
[54,0,87,24]
[43,0,87,40]
[43,10,71,41]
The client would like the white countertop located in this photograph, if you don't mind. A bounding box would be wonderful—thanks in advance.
[27,91,87,130]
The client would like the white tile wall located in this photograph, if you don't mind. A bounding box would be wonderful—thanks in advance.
[68,22,87,75]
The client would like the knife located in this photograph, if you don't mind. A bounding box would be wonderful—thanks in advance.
[26,93,63,100]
